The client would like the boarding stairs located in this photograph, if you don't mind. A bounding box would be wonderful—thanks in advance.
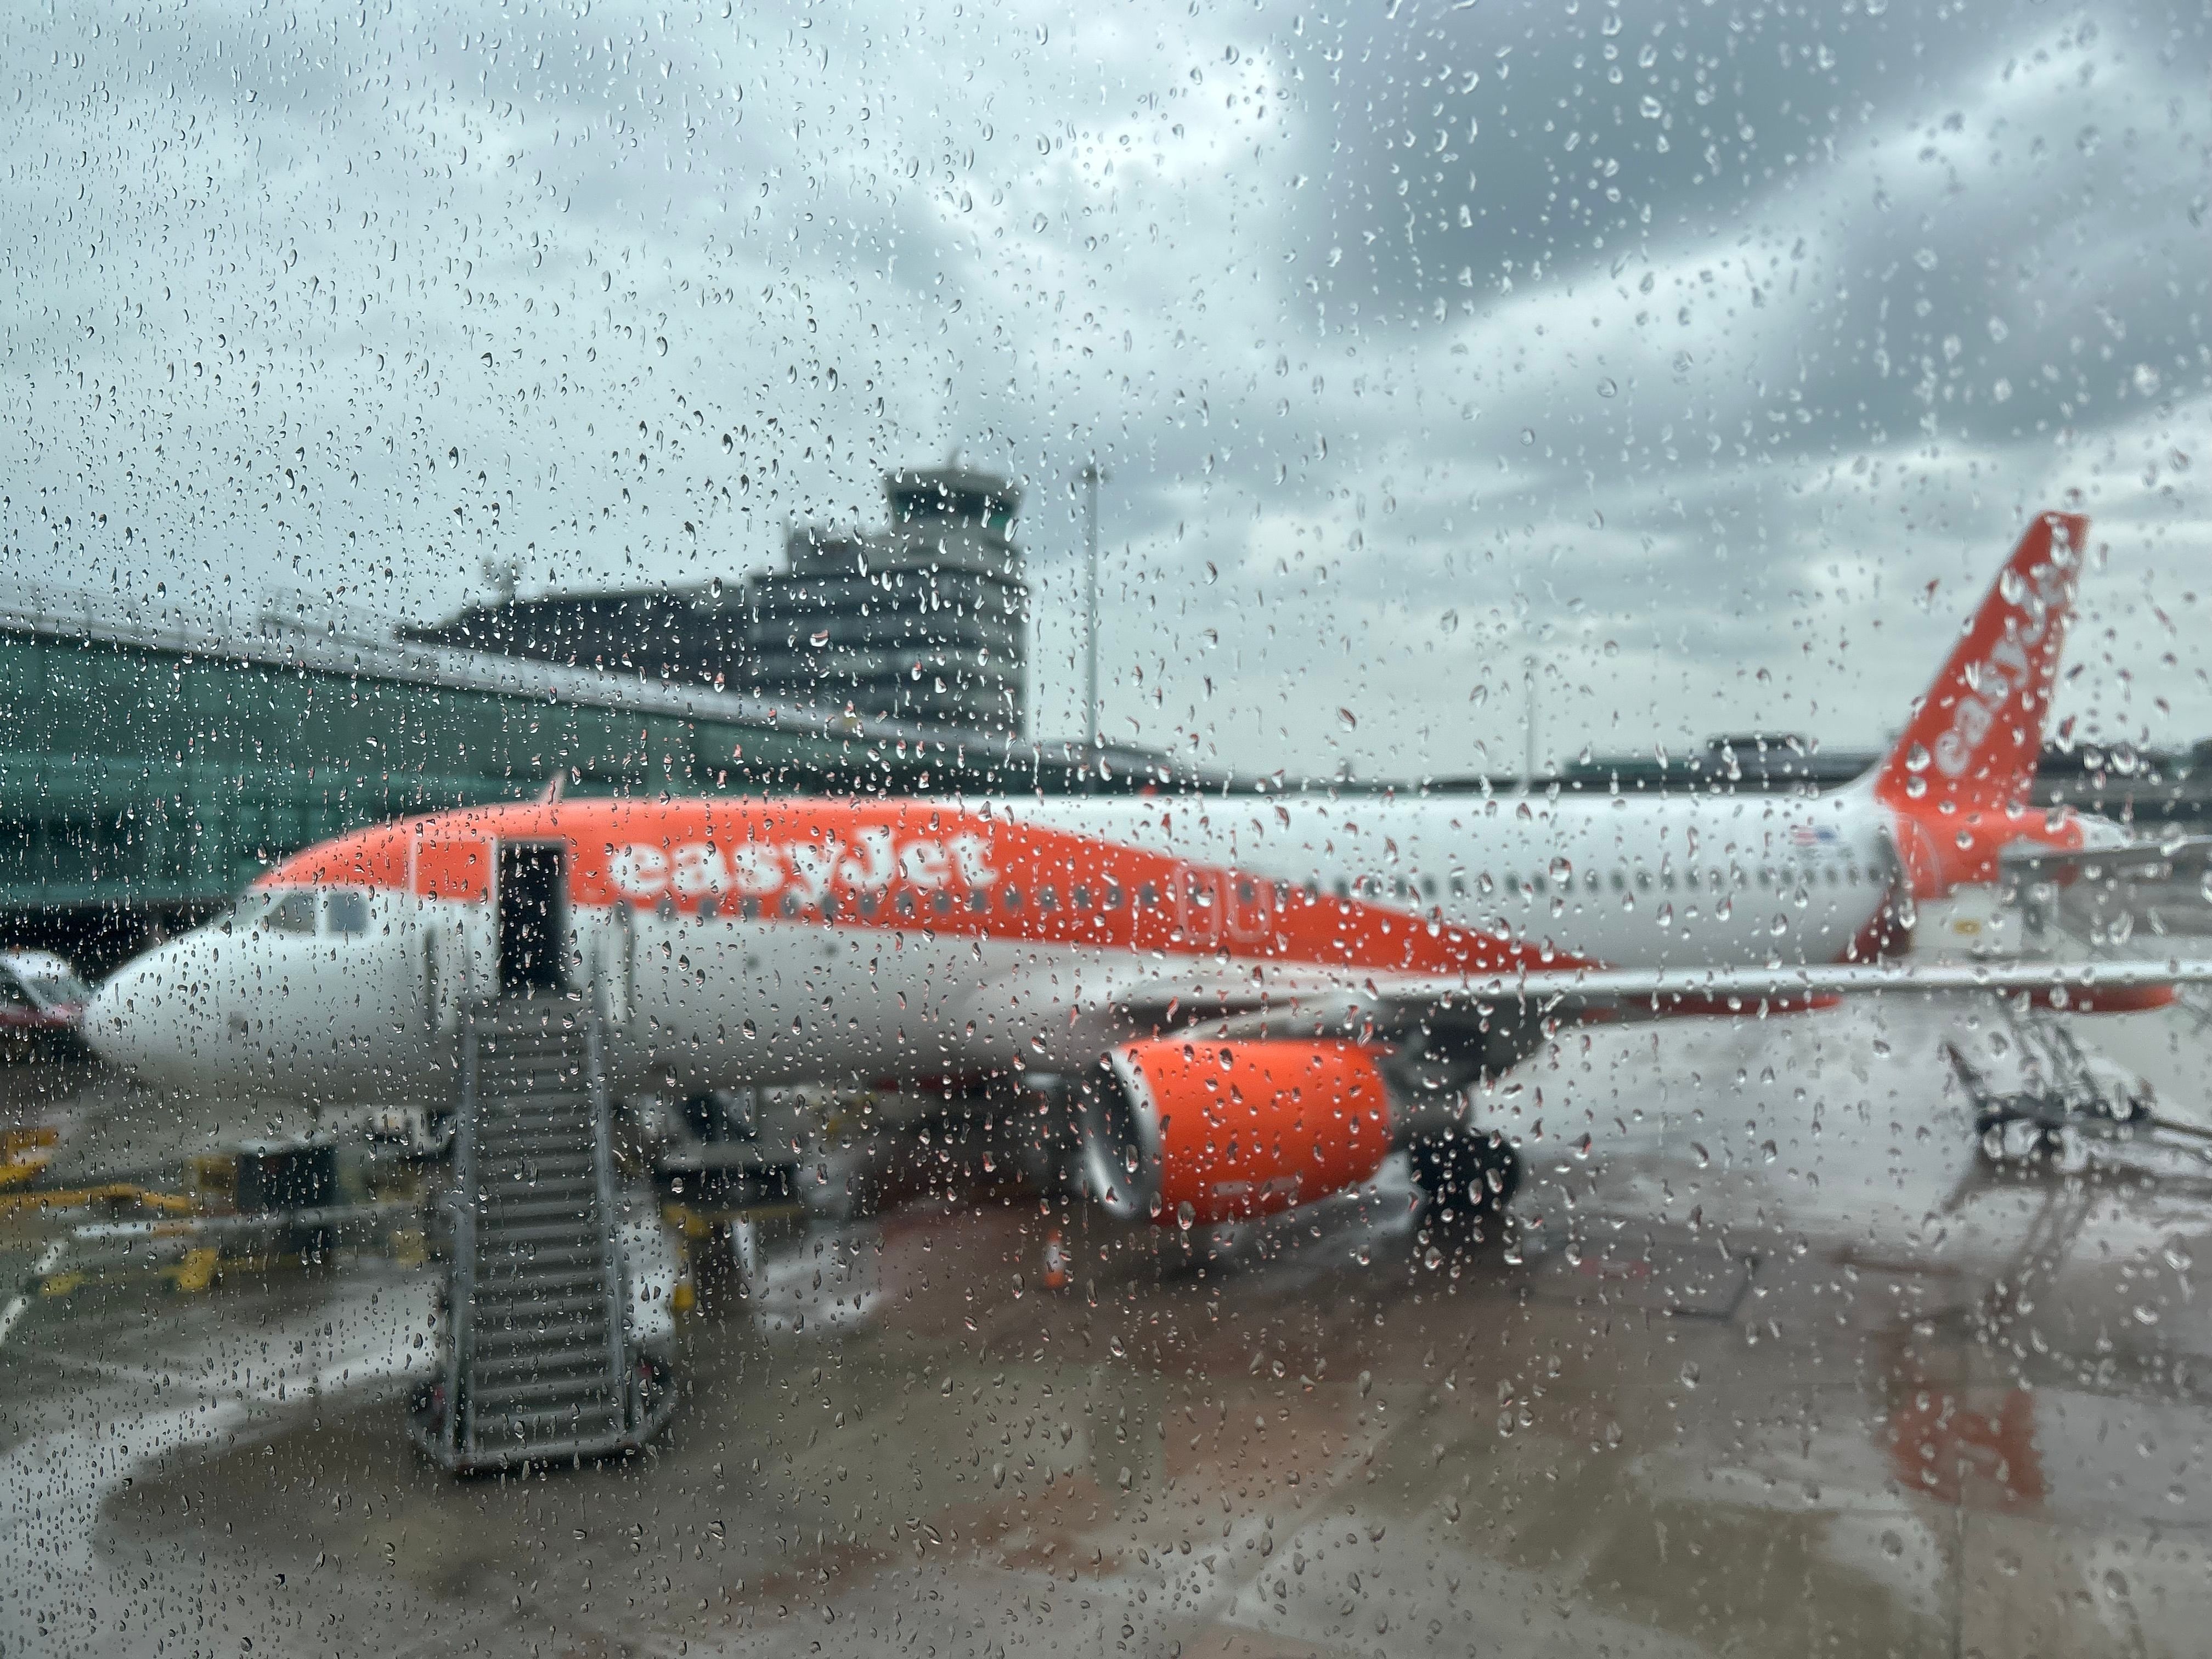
[413,994,671,1470]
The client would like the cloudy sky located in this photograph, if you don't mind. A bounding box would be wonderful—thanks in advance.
[2,0,2206,778]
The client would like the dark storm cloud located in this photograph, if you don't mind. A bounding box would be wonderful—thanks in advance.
[1285,0,2210,462]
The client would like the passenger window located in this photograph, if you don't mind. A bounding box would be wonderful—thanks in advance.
[325,890,371,936]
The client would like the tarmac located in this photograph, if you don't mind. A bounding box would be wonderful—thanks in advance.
[4,962,2212,1655]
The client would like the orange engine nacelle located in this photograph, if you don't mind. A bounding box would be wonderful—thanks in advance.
[1076,1040,1395,1226]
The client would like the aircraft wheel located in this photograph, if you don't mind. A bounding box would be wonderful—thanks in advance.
[1409,1129,1521,1232]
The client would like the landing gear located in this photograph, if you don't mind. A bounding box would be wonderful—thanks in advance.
[1409,1128,1522,1232]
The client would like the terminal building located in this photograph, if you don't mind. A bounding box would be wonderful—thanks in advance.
[744,466,1028,733]
[397,463,1031,735]
[398,586,746,691]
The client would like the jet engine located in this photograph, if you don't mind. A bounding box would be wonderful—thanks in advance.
[1075,1039,1394,1226]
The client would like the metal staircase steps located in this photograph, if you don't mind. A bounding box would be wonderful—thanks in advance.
[410,994,675,1471]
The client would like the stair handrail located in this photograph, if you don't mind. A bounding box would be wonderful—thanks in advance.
[445,996,493,1459]
[582,995,631,1429]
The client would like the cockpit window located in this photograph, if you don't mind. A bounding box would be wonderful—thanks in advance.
[263,891,317,935]
[325,890,372,936]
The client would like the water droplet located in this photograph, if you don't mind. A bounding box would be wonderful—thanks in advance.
[1596,377,1617,398]
[1337,708,1358,731]
[1679,1362,1700,1389]
[1639,95,1663,119]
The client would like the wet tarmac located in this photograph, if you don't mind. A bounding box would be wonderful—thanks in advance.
[6,986,2212,1657]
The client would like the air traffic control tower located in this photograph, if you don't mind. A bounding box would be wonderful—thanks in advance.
[746,466,1027,735]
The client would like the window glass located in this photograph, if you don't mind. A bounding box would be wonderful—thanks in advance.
[26,3,2210,1654]
[325,890,372,936]
[264,891,318,934]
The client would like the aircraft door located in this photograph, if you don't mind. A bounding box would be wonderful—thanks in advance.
[495,842,569,996]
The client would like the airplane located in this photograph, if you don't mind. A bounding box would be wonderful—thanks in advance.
[84,511,2212,1235]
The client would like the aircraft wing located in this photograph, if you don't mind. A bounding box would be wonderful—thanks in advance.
[2001,837,2212,878]
[1111,956,2212,1041]
[1367,956,2212,1018]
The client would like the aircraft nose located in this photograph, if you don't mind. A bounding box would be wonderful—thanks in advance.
[84,944,206,1081]
[84,957,159,1075]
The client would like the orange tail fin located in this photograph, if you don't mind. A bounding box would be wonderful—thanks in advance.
[1871,512,2086,818]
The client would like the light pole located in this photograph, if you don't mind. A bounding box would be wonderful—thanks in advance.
[1523,653,1539,786]
[1080,460,1107,758]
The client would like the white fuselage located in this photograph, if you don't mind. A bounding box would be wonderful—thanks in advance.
[88,784,1899,1107]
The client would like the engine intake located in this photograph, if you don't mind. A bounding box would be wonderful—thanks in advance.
[1077,1039,1394,1226]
